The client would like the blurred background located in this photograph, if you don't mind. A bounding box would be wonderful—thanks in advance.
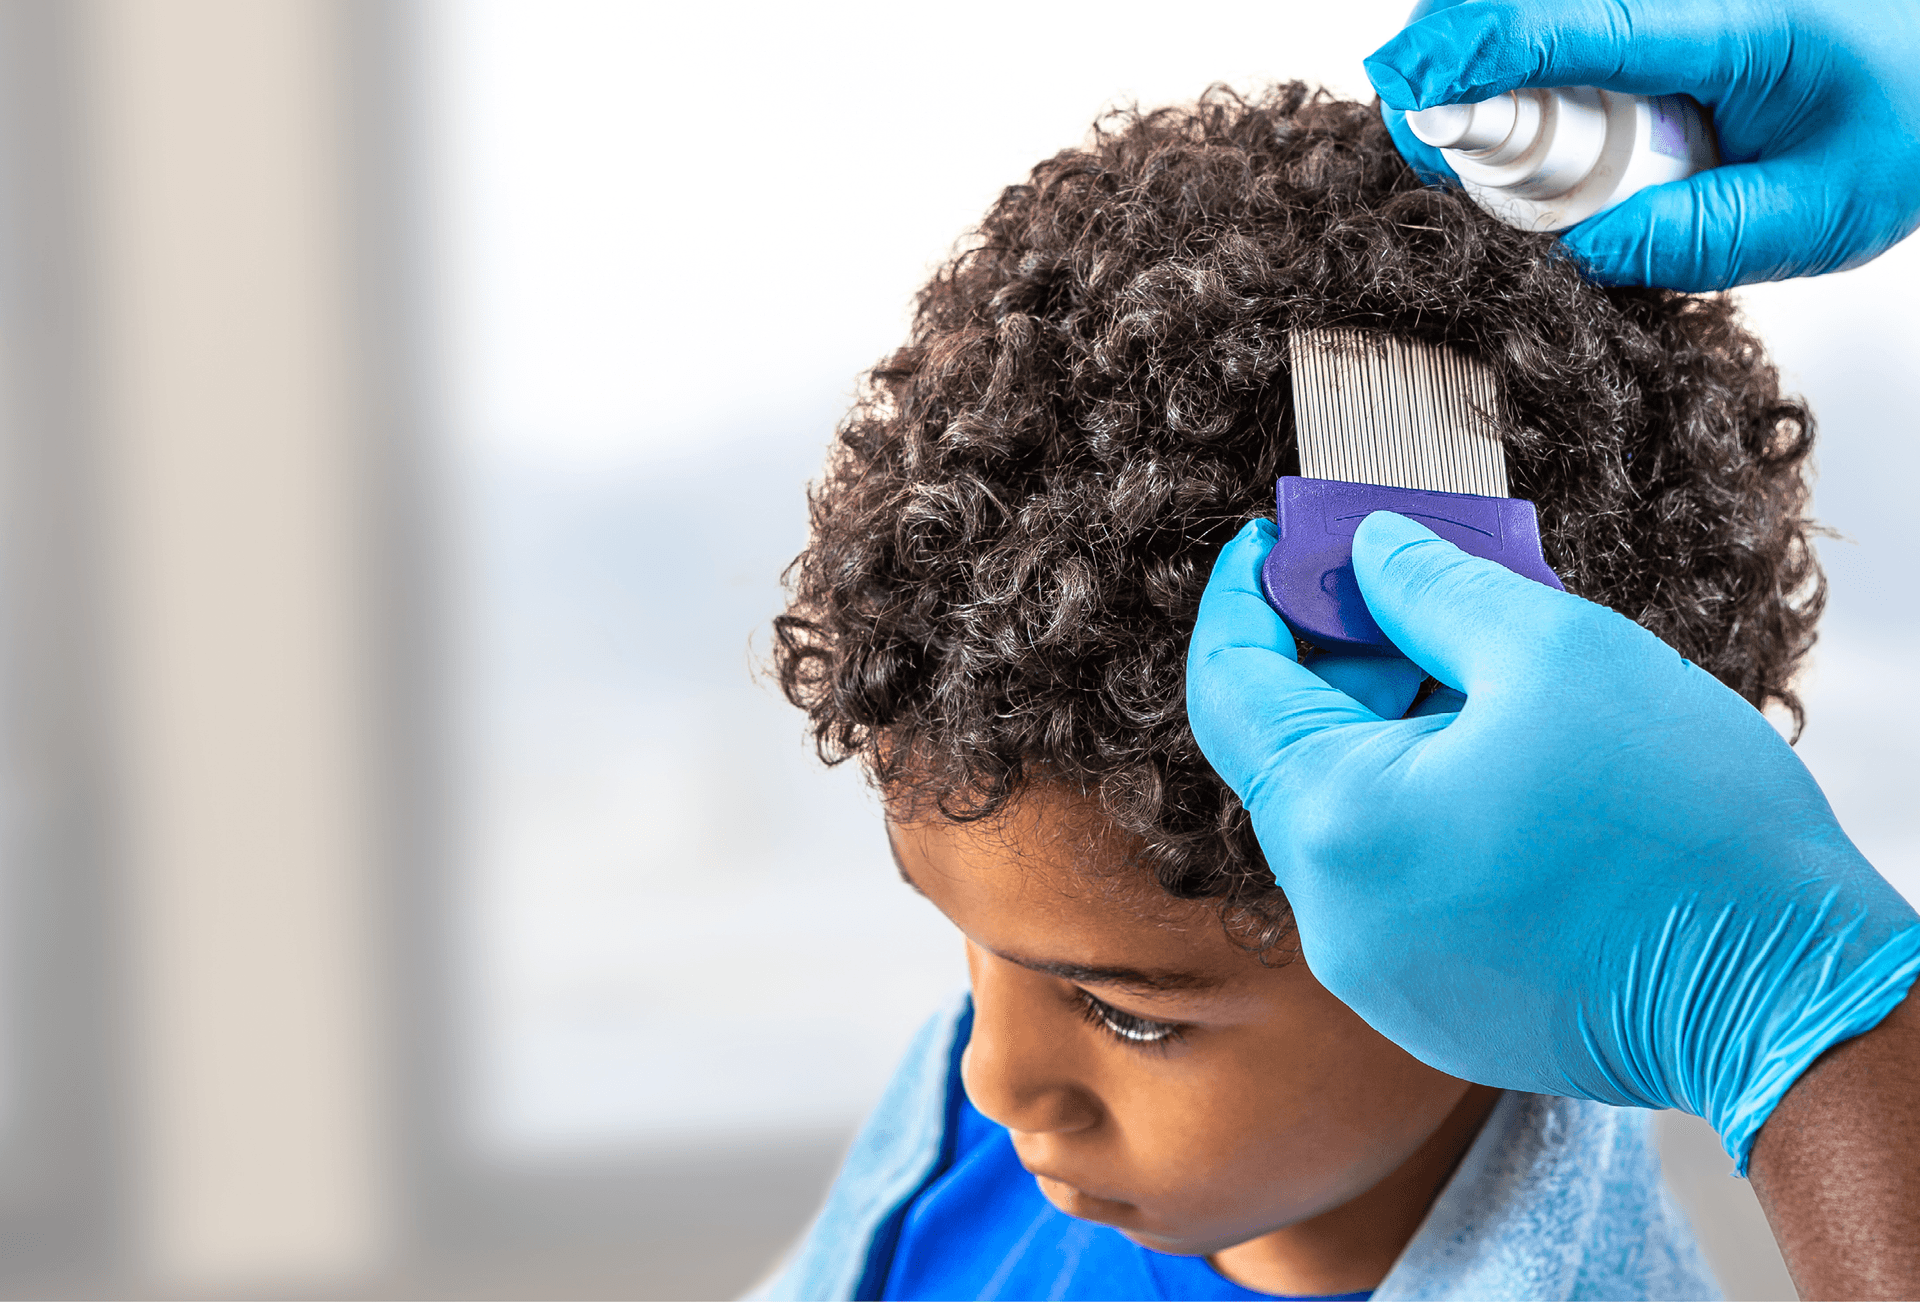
[0,0,1908,1298]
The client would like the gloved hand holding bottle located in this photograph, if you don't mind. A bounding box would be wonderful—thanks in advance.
[1185,515,1920,1172]
[1367,0,1920,290]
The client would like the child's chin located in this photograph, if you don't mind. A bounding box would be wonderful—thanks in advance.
[1033,1174,1138,1226]
[1036,1175,1259,1259]
[1118,1226,1247,1258]
[1032,1174,1252,1257]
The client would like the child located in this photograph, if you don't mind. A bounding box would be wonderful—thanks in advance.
[760,84,1820,1301]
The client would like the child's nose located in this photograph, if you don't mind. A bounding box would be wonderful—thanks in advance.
[960,943,1101,1136]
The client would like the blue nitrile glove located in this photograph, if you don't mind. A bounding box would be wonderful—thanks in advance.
[1186,515,1920,1168]
[1367,0,1920,290]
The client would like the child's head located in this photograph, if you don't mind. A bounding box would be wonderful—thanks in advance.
[775,83,1821,1263]
[887,784,1494,1273]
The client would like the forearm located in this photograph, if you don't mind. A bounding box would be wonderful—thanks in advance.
[1747,987,1920,1300]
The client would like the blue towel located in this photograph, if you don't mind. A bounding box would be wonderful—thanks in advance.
[751,995,1721,1301]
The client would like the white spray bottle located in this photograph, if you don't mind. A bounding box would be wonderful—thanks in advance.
[1406,88,1718,232]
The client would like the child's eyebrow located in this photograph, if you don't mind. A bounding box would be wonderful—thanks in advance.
[1001,955,1226,994]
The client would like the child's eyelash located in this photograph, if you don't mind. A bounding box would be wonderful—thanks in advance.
[1073,989,1186,1051]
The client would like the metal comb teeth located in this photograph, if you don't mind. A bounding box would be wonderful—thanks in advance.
[1288,328,1510,498]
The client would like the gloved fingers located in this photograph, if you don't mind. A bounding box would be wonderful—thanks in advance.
[1187,520,1382,797]
[1348,511,1588,695]
[1407,682,1466,718]
[1561,158,1885,290]
[1306,653,1430,721]
[1365,0,1754,110]
[1380,105,1459,186]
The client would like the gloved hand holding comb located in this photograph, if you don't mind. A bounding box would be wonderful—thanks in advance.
[1186,513,1920,1172]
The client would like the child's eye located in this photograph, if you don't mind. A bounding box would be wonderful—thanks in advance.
[1073,989,1186,1050]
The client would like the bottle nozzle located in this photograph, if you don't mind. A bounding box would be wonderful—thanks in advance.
[1407,94,1518,153]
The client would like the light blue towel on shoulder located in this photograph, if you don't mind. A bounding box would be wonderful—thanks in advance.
[1373,1090,1718,1300]
[754,998,1721,1302]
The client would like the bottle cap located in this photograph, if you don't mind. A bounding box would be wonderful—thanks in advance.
[1407,95,1518,152]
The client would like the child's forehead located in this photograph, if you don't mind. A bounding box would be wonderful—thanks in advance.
[891,806,1285,1001]
[889,796,1228,934]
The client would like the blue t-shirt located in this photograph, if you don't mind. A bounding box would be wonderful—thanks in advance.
[881,1090,1373,1302]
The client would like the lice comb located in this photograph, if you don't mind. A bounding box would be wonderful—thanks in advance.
[1261,328,1564,654]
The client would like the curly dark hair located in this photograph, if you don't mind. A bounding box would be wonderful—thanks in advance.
[774,83,1823,946]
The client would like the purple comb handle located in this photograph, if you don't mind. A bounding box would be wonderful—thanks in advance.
[1260,476,1565,655]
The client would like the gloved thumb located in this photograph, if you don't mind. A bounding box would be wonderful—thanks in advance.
[1350,511,1589,697]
